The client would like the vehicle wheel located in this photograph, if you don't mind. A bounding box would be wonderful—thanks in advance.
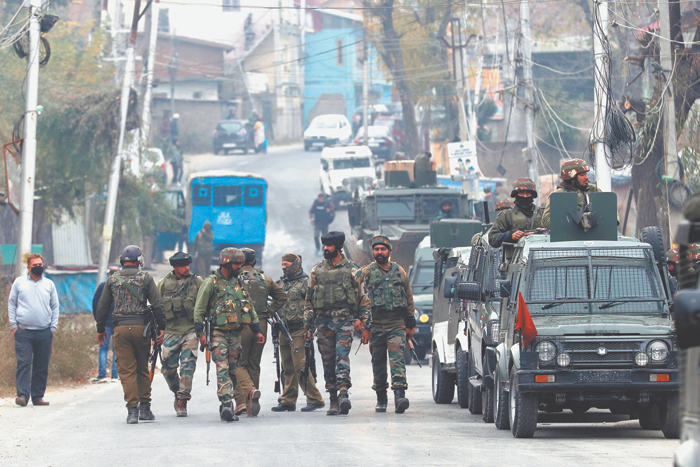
[467,350,482,414]
[493,367,510,430]
[509,367,538,438]
[661,395,681,439]
[640,226,668,274]
[638,403,662,430]
[456,348,469,409]
[482,356,494,423]
[404,344,413,365]
[570,402,592,415]
[432,352,455,404]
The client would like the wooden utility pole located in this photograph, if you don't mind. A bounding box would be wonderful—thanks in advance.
[657,0,680,181]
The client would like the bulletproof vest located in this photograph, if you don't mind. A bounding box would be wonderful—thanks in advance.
[508,206,543,232]
[282,275,308,323]
[365,262,408,312]
[161,273,199,321]
[209,275,252,330]
[312,258,358,310]
[242,269,269,317]
[111,271,148,317]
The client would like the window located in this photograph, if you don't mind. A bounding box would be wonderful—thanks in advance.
[377,199,414,219]
[157,8,170,33]
[213,185,242,207]
[245,185,264,207]
[336,39,344,66]
[222,0,240,12]
[192,184,211,206]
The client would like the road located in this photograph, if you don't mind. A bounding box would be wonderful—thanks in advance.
[0,145,677,466]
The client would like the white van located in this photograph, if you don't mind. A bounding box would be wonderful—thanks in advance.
[319,146,377,206]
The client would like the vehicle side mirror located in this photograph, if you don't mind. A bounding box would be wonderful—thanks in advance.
[444,276,457,299]
[456,281,481,301]
[672,290,700,349]
[499,280,511,298]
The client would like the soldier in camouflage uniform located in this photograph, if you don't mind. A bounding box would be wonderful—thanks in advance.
[360,236,416,414]
[495,199,514,212]
[304,231,371,416]
[234,248,287,416]
[542,159,604,228]
[156,252,202,417]
[271,253,325,412]
[488,178,543,248]
[96,245,165,424]
[193,247,265,422]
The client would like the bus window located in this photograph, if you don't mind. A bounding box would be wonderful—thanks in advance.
[213,185,242,207]
[192,184,211,206]
[245,185,264,207]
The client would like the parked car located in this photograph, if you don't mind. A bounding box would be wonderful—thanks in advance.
[374,116,404,151]
[353,125,396,161]
[304,114,353,151]
[213,119,251,155]
[143,147,166,183]
[351,104,390,134]
[319,146,377,206]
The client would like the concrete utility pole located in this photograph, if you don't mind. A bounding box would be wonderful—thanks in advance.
[140,0,159,148]
[97,0,142,284]
[657,0,680,181]
[299,0,306,134]
[362,8,369,146]
[592,0,612,192]
[451,19,469,142]
[519,0,540,196]
[14,0,42,277]
[168,32,178,116]
[470,35,484,142]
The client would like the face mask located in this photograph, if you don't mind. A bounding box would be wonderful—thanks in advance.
[283,261,301,278]
[323,247,338,259]
[374,254,389,265]
[31,265,44,277]
[515,196,534,209]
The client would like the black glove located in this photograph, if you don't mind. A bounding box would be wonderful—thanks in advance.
[404,315,417,329]
[194,322,203,334]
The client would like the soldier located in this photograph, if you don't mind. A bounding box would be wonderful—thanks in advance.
[413,151,432,179]
[271,253,325,412]
[495,199,514,212]
[193,248,265,422]
[542,159,603,228]
[488,178,543,248]
[234,248,287,417]
[304,231,371,416]
[156,252,202,417]
[434,199,454,221]
[96,245,165,424]
[192,220,214,276]
[360,236,416,414]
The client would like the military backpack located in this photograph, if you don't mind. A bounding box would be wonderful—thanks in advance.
[208,274,252,330]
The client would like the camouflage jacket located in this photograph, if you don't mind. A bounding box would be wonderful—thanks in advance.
[360,261,414,329]
[96,266,165,333]
[488,204,543,247]
[239,265,287,319]
[194,269,259,332]
[279,273,309,329]
[157,271,203,335]
[542,183,602,228]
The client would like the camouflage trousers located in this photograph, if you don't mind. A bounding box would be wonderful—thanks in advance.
[316,318,354,392]
[369,327,407,391]
[161,332,199,400]
[211,329,242,403]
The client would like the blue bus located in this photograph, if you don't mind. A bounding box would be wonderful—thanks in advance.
[187,170,267,265]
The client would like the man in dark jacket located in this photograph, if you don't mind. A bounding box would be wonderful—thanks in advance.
[92,269,118,383]
[309,193,336,255]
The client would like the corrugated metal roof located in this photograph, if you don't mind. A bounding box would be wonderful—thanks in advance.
[52,211,91,266]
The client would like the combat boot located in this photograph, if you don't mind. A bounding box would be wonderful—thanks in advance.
[339,389,352,415]
[175,398,188,417]
[248,388,261,417]
[126,407,139,424]
[326,391,339,416]
[220,401,239,422]
[375,390,388,413]
[139,402,155,421]
[394,389,409,414]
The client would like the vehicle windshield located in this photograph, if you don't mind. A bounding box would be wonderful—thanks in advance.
[333,158,372,170]
[311,119,339,129]
[410,263,434,294]
[357,126,389,138]
[218,122,243,133]
[377,198,415,219]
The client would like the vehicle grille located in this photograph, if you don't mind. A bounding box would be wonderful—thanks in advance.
[561,340,642,366]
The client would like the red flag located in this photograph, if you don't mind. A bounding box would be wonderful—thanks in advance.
[516,292,538,350]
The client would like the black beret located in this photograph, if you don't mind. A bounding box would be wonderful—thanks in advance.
[169,252,192,267]
[321,231,345,247]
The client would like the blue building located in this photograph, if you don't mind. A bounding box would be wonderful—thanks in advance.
[304,9,392,129]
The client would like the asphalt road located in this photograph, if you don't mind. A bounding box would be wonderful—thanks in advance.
[0,145,678,466]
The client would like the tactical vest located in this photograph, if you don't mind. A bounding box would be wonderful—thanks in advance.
[111,271,148,317]
[161,273,199,321]
[209,275,252,330]
[312,259,358,310]
[242,269,269,317]
[366,262,408,312]
[282,275,308,324]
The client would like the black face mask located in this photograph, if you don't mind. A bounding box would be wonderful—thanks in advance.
[514,196,534,210]
[31,265,44,277]
[283,261,302,279]
[374,254,389,265]
[323,247,339,259]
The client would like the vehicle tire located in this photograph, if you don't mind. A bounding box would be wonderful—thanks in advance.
[404,344,413,365]
[432,352,455,404]
[638,403,662,430]
[467,351,482,414]
[661,395,681,439]
[482,356,494,423]
[493,368,510,430]
[509,367,538,438]
[456,348,469,409]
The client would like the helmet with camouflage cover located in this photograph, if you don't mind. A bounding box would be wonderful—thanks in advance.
[495,199,514,211]
[371,235,392,251]
[560,158,590,181]
[510,178,538,198]
[219,247,245,265]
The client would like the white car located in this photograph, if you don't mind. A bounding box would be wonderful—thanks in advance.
[143,147,166,183]
[319,146,377,206]
[304,114,353,151]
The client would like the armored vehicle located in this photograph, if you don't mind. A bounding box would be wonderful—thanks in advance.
[407,237,436,361]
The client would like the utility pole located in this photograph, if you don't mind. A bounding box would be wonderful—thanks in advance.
[451,19,469,142]
[519,0,539,196]
[14,0,42,277]
[657,0,680,181]
[168,32,178,116]
[97,0,142,284]
[299,0,306,137]
[592,0,612,192]
[362,7,369,146]
[140,0,159,148]
[469,35,484,142]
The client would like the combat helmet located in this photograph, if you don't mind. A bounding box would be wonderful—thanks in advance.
[560,158,590,181]
[495,199,514,211]
[510,178,538,198]
[120,245,144,267]
[240,248,256,265]
[219,247,245,265]
[371,235,392,251]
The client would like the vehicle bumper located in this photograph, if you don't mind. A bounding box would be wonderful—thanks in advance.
[330,190,352,203]
[305,138,339,147]
[516,368,679,395]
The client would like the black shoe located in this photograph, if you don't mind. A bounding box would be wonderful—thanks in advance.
[301,403,325,412]
[375,390,388,413]
[394,389,409,414]
[248,389,261,417]
[339,389,351,415]
[139,403,155,421]
[271,403,296,412]
[127,407,139,424]
[220,402,239,422]
[327,392,339,416]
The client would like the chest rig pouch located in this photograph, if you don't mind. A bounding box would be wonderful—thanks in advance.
[312,260,358,311]
[162,274,198,320]
[283,277,308,323]
[366,262,408,312]
[112,272,148,317]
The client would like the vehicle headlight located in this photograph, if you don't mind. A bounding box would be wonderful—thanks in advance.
[535,340,557,362]
[647,340,669,362]
[557,353,571,367]
[635,352,649,366]
[488,320,499,344]
[419,314,429,323]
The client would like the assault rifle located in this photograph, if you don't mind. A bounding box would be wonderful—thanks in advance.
[269,323,284,393]
[407,336,422,368]
[199,313,213,385]
[268,311,298,353]
[300,327,317,394]
[144,306,162,382]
